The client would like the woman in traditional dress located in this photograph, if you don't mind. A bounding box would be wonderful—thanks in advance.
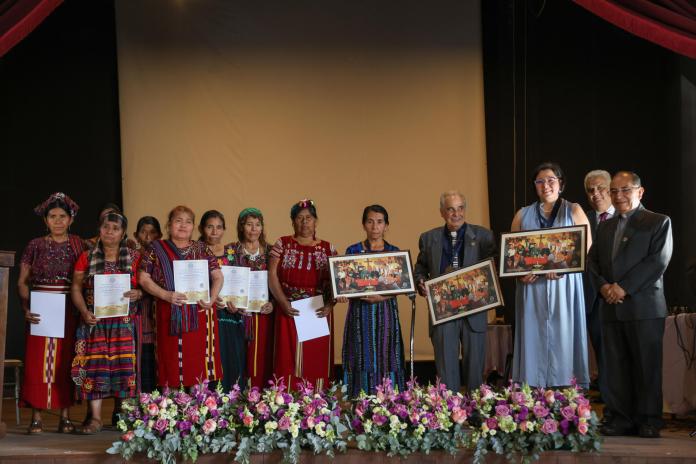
[511,162,591,388]
[219,208,274,389]
[131,216,162,393]
[18,192,84,434]
[138,206,224,388]
[198,210,246,390]
[269,199,336,390]
[338,205,405,397]
[70,212,142,434]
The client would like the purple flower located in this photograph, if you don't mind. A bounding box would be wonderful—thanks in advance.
[541,418,558,434]
[495,404,511,417]
[559,419,570,436]
[174,391,192,406]
[533,404,549,418]
[218,418,229,429]
[373,414,388,426]
[154,418,168,434]
[560,406,575,420]
[177,420,192,432]
[247,388,261,403]
[511,392,526,405]
[517,405,529,422]
[486,417,498,430]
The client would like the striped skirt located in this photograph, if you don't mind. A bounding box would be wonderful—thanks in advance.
[71,316,136,400]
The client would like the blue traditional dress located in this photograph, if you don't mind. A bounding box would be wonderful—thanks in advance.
[341,241,406,397]
[512,199,589,388]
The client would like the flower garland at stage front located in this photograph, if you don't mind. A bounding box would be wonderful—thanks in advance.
[107,379,601,464]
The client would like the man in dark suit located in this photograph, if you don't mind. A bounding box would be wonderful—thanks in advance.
[588,171,672,438]
[583,170,615,401]
[414,190,496,392]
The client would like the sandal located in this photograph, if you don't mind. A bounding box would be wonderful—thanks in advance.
[57,418,75,434]
[27,419,43,435]
[78,418,103,435]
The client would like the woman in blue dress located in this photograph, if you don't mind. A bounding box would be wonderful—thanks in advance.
[511,162,591,388]
[339,205,406,397]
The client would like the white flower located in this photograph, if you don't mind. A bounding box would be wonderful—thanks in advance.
[265,421,278,434]
[314,422,326,437]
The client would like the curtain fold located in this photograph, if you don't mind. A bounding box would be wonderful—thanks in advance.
[574,0,696,59]
[0,0,63,57]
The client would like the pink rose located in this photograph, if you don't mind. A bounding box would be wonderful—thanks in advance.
[544,390,555,404]
[154,418,168,433]
[243,414,254,427]
[486,417,498,430]
[256,402,270,416]
[247,389,261,403]
[532,404,549,418]
[519,421,528,432]
[560,406,575,420]
[202,418,217,434]
[577,404,591,419]
[451,407,467,424]
[121,430,135,442]
[511,392,526,405]
[303,404,316,416]
[278,415,291,430]
[204,396,218,410]
[306,416,316,428]
[541,418,558,434]
[147,403,159,416]
[577,421,588,435]
[495,404,511,417]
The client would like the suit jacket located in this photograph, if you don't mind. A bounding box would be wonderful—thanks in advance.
[414,223,496,332]
[583,208,600,315]
[587,204,672,321]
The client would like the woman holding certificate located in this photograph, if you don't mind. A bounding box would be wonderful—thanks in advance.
[18,192,85,434]
[218,208,274,389]
[70,212,141,434]
[338,205,405,397]
[139,206,224,388]
[510,162,591,388]
[199,210,246,390]
[269,199,336,390]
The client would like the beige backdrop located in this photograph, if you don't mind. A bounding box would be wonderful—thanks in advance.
[116,0,488,362]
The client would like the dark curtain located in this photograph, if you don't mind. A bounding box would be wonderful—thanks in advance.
[0,0,63,57]
[573,0,696,59]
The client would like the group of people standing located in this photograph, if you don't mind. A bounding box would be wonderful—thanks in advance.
[18,160,672,440]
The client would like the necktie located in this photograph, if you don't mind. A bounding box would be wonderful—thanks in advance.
[450,231,459,269]
[599,211,609,222]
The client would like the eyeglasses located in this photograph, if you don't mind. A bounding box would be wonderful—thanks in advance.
[534,177,558,186]
[609,186,640,195]
[445,206,465,215]
[586,186,607,194]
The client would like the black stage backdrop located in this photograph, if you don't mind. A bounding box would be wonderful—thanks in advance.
[0,0,122,359]
[481,0,696,322]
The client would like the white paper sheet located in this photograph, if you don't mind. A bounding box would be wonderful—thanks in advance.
[174,259,210,304]
[246,270,269,313]
[30,291,65,338]
[292,295,329,342]
[94,274,131,318]
[220,265,250,308]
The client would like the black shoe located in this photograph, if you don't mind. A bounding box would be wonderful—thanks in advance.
[600,423,637,436]
[638,424,661,438]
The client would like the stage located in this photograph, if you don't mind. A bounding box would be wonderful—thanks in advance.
[1,400,695,463]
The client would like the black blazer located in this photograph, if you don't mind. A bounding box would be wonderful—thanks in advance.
[414,223,496,332]
[583,209,600,315]
[587,205,672,321]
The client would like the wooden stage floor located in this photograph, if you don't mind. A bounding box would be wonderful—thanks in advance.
[1,399,695,463]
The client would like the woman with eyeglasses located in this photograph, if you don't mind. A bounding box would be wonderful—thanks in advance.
[510,162,592,388]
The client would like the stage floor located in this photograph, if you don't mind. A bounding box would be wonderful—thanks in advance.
[1,399,695,463]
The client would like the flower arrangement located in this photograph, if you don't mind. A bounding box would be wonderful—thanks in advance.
[465,382,602,464]
[348,378,469,456]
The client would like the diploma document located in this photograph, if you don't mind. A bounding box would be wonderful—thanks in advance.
[220,266,250,308]
[30,291,65,338]
[292,295,329,342]
[247,271,269,313]
[174,260,210,304]
[94,274,131,318]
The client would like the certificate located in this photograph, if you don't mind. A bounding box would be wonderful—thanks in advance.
[292,295,329,342]
[174,259,210,304]
[247,270,269,313]
[94,274,131,318]
[220,266,250,308]
[30,291,65,338]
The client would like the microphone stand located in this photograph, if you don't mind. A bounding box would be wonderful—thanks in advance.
[408,292,417,380]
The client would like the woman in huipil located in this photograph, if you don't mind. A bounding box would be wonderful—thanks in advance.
[131,216,162,393]
[338,205,405,397]
[70,212,142,434]
[511,162,591,388]
[219,208,274,389]
[18,192,85,434]
[138,206,224,388]
[269,199,336,390]
[198,210,246,390]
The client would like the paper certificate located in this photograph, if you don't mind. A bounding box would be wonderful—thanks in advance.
[30,291,66,338]
[220,266,250,308]
[292,295,329,342]
[174,259,210,304]
[247,270,269,313]
[94,274,131,318]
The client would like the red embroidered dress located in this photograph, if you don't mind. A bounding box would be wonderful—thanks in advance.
[271,236,336,390]
[140,240,222,388]
[20,235,84,409]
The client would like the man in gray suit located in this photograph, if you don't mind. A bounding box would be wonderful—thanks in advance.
[414,190,496,392]
[588,171,672,438]
[583,169,615,401]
